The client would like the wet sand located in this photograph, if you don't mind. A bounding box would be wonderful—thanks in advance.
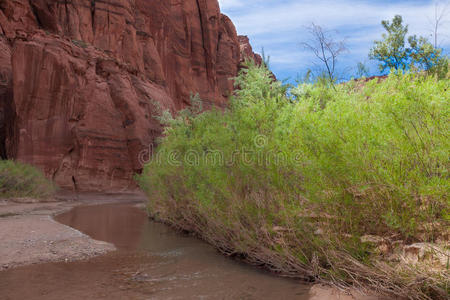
[0,193,141,270]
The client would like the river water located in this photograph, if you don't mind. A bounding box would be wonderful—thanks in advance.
[0,203,311,299]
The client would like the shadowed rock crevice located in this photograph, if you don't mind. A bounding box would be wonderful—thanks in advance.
[1,93,17,160]
[0,36,13,160]
[28,0,58,32]
[28,0,43,28]
[0,101,7,159]
[90,0,96,34]
[0,94,13,160]
[0,80,7,159]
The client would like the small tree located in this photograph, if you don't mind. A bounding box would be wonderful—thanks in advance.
[408,35,443,70]
[370,15,448,78]
[369,15,409,72]
[355,62,370,78]
[301,23,347,86]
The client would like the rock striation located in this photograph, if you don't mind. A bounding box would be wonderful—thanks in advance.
[0,0,260,191]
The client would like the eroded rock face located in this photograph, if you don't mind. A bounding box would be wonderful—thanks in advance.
[238,35,262,66]
[0,0,260,191]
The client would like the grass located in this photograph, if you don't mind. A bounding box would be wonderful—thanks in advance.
[138,62,449,299]
[0,160,56,199]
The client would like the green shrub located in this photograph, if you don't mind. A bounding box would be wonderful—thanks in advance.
[0,160,56,199]
[72,39,88,49]
[138,62,449,299]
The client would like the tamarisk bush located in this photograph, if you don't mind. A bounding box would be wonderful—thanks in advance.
[139,61,449,299]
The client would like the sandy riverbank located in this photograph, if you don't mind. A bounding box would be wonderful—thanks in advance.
[0,192,145,271]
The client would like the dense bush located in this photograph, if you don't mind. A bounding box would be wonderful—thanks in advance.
[0,160,56,199]
[139,62,449,299]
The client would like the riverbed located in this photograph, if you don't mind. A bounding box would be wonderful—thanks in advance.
[1,201,314,299]
[0,193,376,300]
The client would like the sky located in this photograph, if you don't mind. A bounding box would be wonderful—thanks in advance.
[218,0,450,81]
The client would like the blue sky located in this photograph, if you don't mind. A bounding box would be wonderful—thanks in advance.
[218,0,450,81]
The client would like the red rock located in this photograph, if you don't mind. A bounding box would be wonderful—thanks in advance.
[238,35,276,80]
[238,35,263,66]
[0,0,260,191]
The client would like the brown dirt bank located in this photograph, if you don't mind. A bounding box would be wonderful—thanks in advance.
[0,192,146,270]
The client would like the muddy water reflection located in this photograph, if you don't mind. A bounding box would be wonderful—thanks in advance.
[55,204,148,251]
[2,203,311,299]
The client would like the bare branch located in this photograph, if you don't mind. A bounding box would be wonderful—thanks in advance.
[429,1,450,48]
[300,23,348,86]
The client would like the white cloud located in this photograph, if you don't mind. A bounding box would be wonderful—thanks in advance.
[220,0,450,78]
[227,1,448,37]
[218,0,245,10]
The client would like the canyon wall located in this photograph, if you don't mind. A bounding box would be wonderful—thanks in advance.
[0,0,261,191]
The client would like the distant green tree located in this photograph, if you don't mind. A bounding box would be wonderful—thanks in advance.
[370,15,448,78]
[408,35,448,78]
[356,62,370,78]
[369,15,409,72]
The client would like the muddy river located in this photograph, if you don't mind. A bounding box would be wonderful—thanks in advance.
[0,203,312,299]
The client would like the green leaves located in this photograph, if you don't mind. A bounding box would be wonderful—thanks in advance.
[408,35,449,78]
[369,15,409,72]
[369,15,449,78]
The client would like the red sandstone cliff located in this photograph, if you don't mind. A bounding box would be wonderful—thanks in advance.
[238,35,262,66]
[0,0,260,191]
